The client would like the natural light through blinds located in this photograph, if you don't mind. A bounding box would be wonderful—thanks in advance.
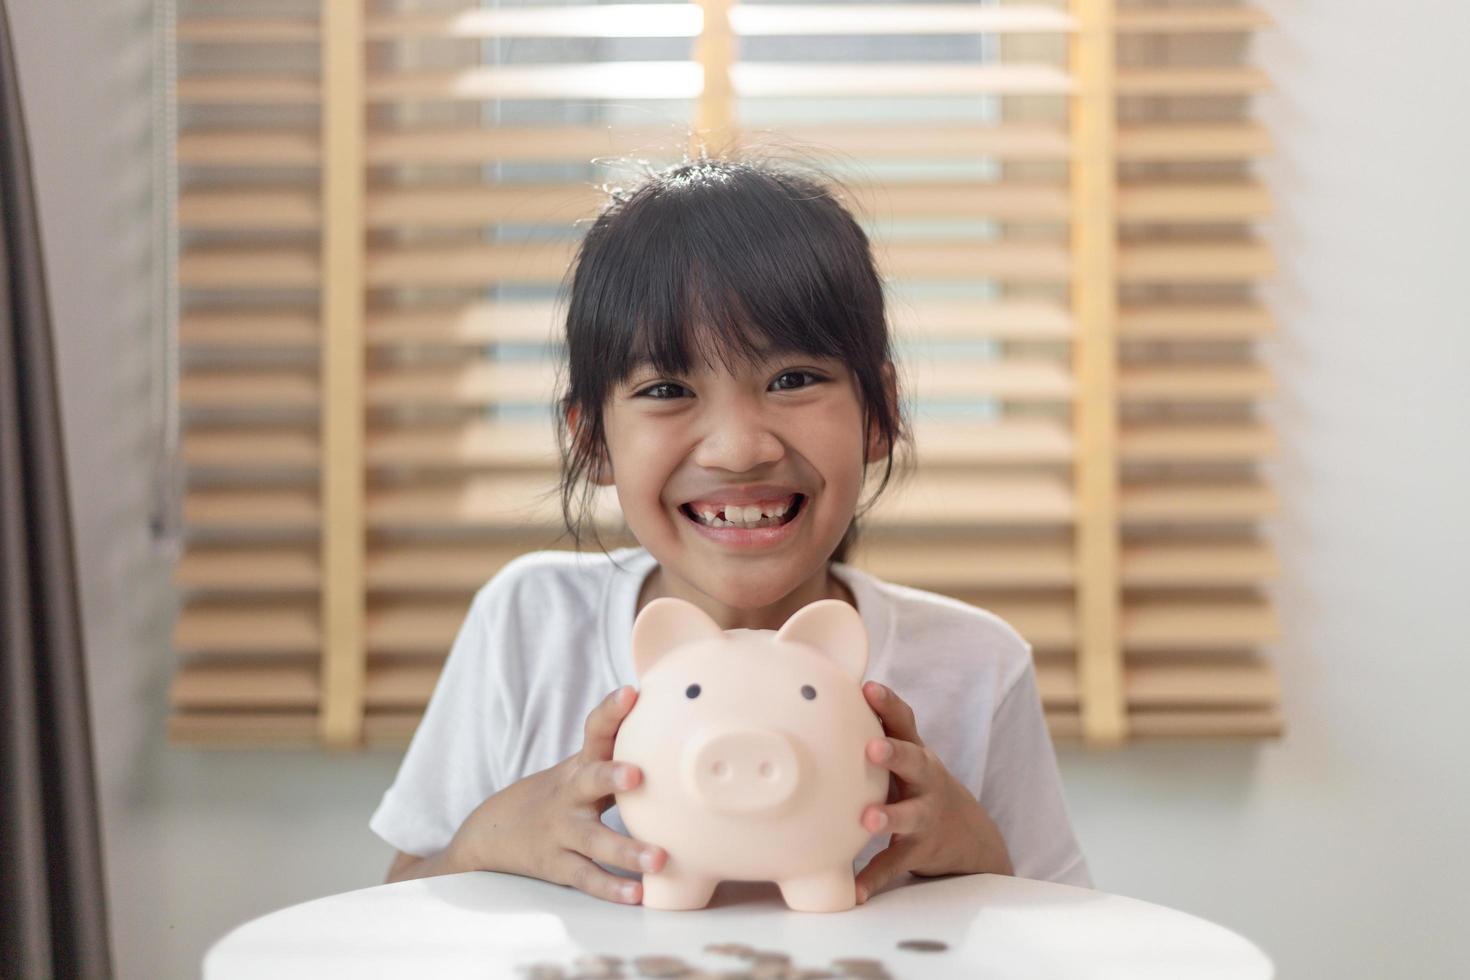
[169,0,1281,747]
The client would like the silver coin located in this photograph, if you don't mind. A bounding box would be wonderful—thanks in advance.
[634,954,693,977]
[705,943,755,958]
[571,953,625,979]
[896,939,948,953]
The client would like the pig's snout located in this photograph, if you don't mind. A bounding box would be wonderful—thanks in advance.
[686,730,799,814]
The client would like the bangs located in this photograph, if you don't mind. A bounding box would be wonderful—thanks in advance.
[568,160,874,391]
[622,266,850,383]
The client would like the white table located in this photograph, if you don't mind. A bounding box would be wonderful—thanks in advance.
[205,871,1273,980]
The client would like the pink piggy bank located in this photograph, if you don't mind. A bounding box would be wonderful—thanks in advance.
[612,596,887,912]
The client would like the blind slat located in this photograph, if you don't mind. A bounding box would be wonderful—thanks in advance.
[181,311,318,349]
[175,606,319,655]
[1122,542,1278,587]
[177,17,319,43]
[185,488,321,529]
[1120,421,1276,462]
[366,241,578,288]
[1116,123,1271,160]
[1118,303,1274,340]
[853,539,1075,589]
[1115,6,1271,34]
[1115,67,1271,97]
[734,62,1074,97]
[177,75,320,104]
[180,247,320,289]
[1126,601,1279,651]
[366,5,704,40]
[172,664,318,707]
[1118,241,1274,283]
[730,5,1076,36]
[1121,481,1277,522]
[367,63,704,102]
[1127,710,1282,738]
[175,547,321,592]
[1119,365,1274,401]
[752,123,1071,159]
[883,241,1072,281]
[1119,181,1271,222]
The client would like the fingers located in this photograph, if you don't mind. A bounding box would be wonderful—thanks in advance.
[561,815,667,877]
[546,850,646,906]
[582,685,637,762]
[866,735,935,788]
[548,818,667,906]
[571,758,642,804]
[860,796,928,836]
[863,682,923,745]
[854,836,919,905]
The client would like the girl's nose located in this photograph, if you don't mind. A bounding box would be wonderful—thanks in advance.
[691,411,785,473]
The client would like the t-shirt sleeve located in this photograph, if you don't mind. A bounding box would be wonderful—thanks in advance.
[979,653,1093,888]
[368,586,507,858]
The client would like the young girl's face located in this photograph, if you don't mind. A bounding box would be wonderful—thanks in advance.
[598,343,883,616]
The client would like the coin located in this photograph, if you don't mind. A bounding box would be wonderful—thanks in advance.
[895,939,948,953]
[572,953,625,978]
[704,943,755,958]
[634,954,692,977]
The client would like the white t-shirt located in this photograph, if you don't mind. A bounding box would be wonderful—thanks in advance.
[370,547,1092,888]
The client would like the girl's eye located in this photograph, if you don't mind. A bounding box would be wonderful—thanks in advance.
[801,684,817,700]
[637,381,691,400]
[686,683,701,699]
[770,370,822,392]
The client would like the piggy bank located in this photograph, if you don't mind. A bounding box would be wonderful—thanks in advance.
[612,596,887,912]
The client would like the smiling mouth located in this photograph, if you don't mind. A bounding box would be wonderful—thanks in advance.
[679,494,805,530]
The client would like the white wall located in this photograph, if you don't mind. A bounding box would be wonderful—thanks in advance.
[9,2,1468,977]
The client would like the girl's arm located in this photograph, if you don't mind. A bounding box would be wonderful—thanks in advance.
[386,847,468,884]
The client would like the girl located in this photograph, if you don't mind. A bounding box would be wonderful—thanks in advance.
[371,156,1091,905]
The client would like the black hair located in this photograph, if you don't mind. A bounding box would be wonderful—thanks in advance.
[554,153,910,563]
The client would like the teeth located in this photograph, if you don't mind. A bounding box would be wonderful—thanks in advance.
[687,496,798,529]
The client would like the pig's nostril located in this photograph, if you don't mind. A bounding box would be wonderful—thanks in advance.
[759,762,774,778]
[712,760,729,779]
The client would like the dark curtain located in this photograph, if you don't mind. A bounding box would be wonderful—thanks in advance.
[0,1,113,977]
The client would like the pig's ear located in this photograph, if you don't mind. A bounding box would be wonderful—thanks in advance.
[631,597,724,679]
[776,599,868,680]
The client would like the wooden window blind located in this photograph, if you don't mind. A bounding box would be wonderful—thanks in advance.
[168,0,1281,748]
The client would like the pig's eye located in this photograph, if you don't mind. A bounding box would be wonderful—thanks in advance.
[685,683,701,699]
[801,685,817,700]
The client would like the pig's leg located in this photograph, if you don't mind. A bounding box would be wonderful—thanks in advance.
[776,866,857,912]
[639,870,719,910]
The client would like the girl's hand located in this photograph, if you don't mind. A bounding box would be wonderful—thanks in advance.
[854,681,1014,904]
[445,685,667,905]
